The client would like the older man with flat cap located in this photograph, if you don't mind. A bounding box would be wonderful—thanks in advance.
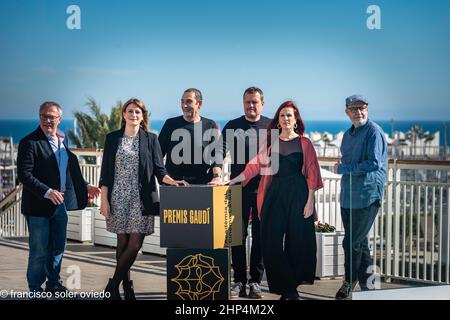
[335,95,387,299]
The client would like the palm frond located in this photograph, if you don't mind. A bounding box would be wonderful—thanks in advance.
[69,98,124,151]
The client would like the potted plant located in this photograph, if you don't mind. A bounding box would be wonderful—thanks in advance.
[315,221,336,233]
[315,221,345,278]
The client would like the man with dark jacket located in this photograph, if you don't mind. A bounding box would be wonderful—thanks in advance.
[17,101,100,295]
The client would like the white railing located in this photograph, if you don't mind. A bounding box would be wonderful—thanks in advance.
[315,178,343,231]
[71,148,104,164]
[79,163,102,206]
[0,186,26,237]
[72,148,103,206]
[314,157,450,284]
[314,145,446,159]
[371,160,450,284]
[374,181,450,283]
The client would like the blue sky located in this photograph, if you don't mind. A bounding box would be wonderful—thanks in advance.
[1,0,450,121]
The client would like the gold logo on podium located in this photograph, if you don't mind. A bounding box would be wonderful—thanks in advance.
[171,253,225,300]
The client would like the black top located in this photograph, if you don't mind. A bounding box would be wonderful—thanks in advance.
[158,116,219,184]
[220,115,271,193]
[277,137,302,156]
[272,137,303,178]
[99,128,168,216]
[17,127,88,217]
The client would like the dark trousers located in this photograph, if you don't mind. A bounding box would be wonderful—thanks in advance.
[341,201,380,285]
[231,191,264,284]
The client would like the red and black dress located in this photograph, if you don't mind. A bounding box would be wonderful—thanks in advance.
[260,137,317,297]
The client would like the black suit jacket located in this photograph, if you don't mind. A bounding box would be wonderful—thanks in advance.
[99,128,167,216]
[17,127,88,217]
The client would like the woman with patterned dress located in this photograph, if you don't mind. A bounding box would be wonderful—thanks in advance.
[228,101,323,300]
[99,98,188,300]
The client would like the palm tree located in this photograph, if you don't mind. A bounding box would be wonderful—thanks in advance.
[406,125,423,160]
[322,132,331,157]
[67,98,123,163]
[422,132,435,159]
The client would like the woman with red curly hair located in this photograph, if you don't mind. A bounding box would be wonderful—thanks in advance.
[229,101,323,300]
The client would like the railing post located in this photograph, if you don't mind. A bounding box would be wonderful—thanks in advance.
[438,187,443,282]
[96,150,102,166]
[416,185,421,280]
[446,187,450,283]
[393,160,401,276]
[386,164,394,276]
[424,186,428,280]
[431,186,436,282]
[409,184,414,279]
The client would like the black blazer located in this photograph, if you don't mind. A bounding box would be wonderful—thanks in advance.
[99,128,167,216]
[17,127,88,217]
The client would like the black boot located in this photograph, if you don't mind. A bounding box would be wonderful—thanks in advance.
[104,278,122,300]
[123,280,136,300]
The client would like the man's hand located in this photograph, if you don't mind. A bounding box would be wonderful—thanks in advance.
[47,189,65,205]
[208,176,222,186]
[87,184,101,197]
[172,180,191,187]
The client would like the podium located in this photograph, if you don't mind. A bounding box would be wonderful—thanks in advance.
[160,185,242,249]
[160,185,243,300]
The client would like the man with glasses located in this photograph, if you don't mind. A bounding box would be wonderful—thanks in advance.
[335,95,387,299]
[17,101,100,297]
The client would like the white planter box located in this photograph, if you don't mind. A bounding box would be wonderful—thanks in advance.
[67,207,97,242]
[316,231,345,278]
[93,211,166,255]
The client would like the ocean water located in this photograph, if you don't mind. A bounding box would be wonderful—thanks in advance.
[1,119,449,146]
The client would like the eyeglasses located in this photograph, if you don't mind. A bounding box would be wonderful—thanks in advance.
[40,114,60,122]
[347,106,368,114]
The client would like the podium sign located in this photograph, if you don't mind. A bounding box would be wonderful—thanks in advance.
[160,185,242,249]
[167,248,230,300]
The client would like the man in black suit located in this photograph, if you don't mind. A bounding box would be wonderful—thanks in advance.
[17,101,100,295]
